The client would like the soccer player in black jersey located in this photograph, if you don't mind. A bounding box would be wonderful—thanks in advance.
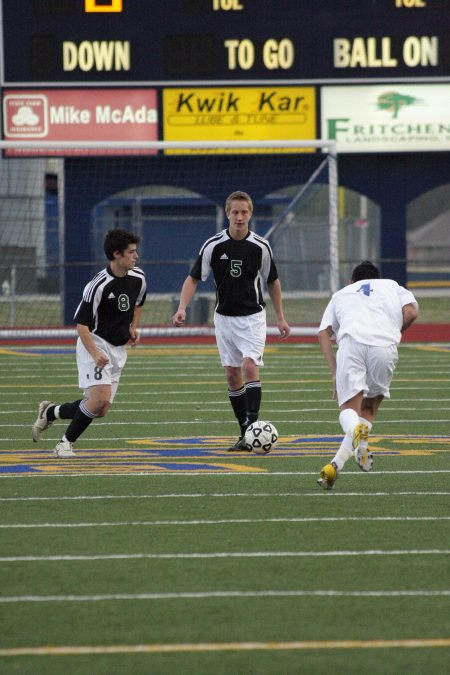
[32,228,147,458]
[172,190,290,451]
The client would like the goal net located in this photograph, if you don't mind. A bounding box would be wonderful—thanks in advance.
[0,139,338,338]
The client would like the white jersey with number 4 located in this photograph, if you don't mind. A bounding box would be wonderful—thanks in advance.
[319,278,418,347]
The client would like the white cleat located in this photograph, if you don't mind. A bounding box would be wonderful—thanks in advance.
[54,440,76,458]
[32,401,54,442]
[353,423,373,472]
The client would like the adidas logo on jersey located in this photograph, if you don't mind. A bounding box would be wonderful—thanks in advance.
[220,253,229,260]
[108,292,115,299]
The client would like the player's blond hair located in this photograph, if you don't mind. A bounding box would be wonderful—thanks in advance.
[225,190,253,215]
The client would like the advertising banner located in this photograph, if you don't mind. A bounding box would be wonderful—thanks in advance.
[321,84,450,153]
[163,86,316,153]
[2,89,158,155]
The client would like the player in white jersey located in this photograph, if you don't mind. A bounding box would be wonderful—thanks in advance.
[172,190,290,450]
[32,229,146,458]
[316,260,418,489]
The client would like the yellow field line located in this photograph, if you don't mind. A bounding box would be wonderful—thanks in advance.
[1,638,449,656]
[414,346,450,353]
[408,280,450,287]
[1,377,450,390]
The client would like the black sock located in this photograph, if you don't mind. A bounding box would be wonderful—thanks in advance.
[46,405,57,422]
[59,400,84,420]
[228,386,247,436]
[46,400,83,422]
[63,400,96,443]
[244,380,262,427]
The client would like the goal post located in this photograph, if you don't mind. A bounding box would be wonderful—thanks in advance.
[0,139,338,338]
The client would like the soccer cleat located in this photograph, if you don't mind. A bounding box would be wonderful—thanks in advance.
[317,462,338,490]
[227,436,251,452]
[353,423,373,472]
[54,440,76,458]
[32,400,54,442]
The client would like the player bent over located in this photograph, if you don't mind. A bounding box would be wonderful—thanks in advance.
[32,228,146,458]
[317,260,418,490]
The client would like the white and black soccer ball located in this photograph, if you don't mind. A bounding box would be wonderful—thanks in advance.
[244,421,278,454]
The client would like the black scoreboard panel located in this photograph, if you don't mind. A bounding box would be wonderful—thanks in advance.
[1,0,449,84]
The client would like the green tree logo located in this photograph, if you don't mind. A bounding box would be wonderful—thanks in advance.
[376,91,421,119]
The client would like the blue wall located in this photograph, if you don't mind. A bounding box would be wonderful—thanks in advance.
[63,152,450,324]
[338,152,450,285]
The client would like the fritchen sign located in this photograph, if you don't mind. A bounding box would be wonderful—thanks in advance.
[321,84,450,153]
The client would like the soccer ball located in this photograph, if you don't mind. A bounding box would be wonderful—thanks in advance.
[244,421,278,454]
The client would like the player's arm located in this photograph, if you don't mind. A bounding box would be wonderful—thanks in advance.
[318,326,337,400]
[77,323,109,367]
[401,302,418,333]
[267,279,291,340]
[172,275,199,326]
[129,304,143,347]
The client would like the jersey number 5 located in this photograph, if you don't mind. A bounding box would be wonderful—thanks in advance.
[230,260,242,278]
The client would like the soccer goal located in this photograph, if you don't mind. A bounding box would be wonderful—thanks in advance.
[0,139,338,338]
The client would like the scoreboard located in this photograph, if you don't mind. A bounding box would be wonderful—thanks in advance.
[1,0,449,85]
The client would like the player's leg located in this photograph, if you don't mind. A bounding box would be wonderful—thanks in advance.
[335,338,371,468]
[242,358,262,429]
[226,359,262,450]
[360,394,384,426]
[32,401,56,442]
[353,343,397,470]
[228,313,266,450]
[240,312,265,429]
[55,384,112,457]
[32,399,88,443]
[227,368,247,433]
[318,399,368,490]
[318,337,369,488]
[54,337,124,458]
[214,313,249,450]
[356,393,384,468]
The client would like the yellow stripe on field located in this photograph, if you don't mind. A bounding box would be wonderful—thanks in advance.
[408,280,450,287]
[0,638,449,656]
[2,377,450,390]
[413,345,450,354]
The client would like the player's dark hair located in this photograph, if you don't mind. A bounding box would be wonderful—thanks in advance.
[351,260,381,283]
[104,228,140,260]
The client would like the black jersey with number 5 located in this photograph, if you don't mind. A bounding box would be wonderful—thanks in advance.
[190,229,278,316]
[74,265,147,346]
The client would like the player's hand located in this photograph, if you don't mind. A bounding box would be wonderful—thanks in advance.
[129,328,140,348]
[95,350,109,368]
[278,320,291,341]
[172,309,186,327]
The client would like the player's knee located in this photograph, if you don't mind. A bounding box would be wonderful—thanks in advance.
[242,359,259,382]
[91,400,111,417]
[225,367,242,390]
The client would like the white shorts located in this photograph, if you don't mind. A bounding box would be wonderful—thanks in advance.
[214,311,266,368]
[76,334,127,403]
[335,335,398,406]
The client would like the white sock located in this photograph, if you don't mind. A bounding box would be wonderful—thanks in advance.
[332,435,354,471]
[54,405,61,419]
[339,409,360,435]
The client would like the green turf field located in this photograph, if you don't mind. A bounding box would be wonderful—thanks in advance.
[0,341,449,674]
